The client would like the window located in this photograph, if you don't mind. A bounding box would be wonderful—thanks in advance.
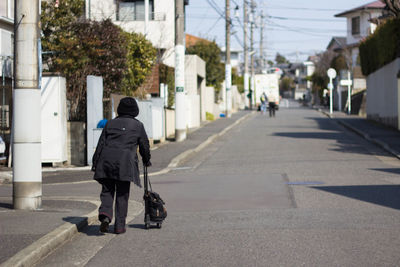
[0,1,6,17]
[117,0,154,21]
[351,16,360,35]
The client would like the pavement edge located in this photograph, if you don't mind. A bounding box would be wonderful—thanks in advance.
[318,108,400,160]
[1,200,101,267]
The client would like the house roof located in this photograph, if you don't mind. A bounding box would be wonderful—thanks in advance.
[185,34,212,47]
[335,1,385,17]
[326,36,346,51]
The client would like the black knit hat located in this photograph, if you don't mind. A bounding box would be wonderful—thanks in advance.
[117,97,139,117]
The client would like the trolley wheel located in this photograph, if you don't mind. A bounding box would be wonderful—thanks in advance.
[157,223,162,229]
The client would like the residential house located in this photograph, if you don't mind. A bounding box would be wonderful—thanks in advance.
[87,0,189,96]
[281,61,314,100]
[332,1,385,113]
[326,36,347,53]
[334,1,385,69]
[87,0,187,67]
[220,47,241,72]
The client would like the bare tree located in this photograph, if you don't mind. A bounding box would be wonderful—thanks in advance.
[382,0,400,17]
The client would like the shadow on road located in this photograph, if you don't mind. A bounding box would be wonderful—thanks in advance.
[273,116,391,157]
[0,202,12,209]
[62,216,105,236]
[312,185,400,210]
[370,168,400,175]
[128,224,146,229]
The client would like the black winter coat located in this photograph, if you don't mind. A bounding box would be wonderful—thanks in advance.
[92,115,151,187]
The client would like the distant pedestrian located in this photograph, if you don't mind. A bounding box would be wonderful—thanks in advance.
[323,89,329,107]
[260,92,268,114]
[92,97,151,234]
[268,95,276,117]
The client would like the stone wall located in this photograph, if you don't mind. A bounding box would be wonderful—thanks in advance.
[67,122,86,166]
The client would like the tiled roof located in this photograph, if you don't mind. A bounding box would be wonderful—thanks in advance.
[326,36,347,51]
[335,1,385,17]
[185,34,212,47]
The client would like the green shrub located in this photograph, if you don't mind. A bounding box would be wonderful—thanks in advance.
[359,18,400,76]
[206,112,215,121]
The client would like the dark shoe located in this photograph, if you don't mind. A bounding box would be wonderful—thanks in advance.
[114,228,126,234]
[100,217,110,233]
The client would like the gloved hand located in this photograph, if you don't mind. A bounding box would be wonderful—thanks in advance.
[144,160,152,167]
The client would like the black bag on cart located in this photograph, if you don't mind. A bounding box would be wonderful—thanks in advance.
[143,165,167,229]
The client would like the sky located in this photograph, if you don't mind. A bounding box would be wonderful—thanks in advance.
[185,0,373,63]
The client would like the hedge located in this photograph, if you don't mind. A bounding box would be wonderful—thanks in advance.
[359,18,400,76]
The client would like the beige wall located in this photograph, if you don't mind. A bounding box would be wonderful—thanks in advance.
[165,108,175,138]
[366,58,400,128]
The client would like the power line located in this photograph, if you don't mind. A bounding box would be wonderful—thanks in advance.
[267,5,344,11]
[205,0,225,19]
[268,15,339,22]
[265,20,345,37]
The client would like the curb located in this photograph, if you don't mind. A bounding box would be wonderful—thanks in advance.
[0,199,143,267]
[318,109,400,160]
[337,120,400,160]
[0,199,100,267]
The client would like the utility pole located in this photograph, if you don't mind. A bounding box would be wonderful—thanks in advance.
[250,0,256,109]
[225,0,232,117]
[259,10,264,72]
[144,0,149,36]
[243,0,249,109]
[13,0,42,209]
[175,0,186,141]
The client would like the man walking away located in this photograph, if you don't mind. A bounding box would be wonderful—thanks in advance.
[268,95,276,117]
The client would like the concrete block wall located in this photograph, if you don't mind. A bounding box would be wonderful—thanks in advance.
[67,122,86,166]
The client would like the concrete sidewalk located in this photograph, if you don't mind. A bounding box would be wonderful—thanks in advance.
[318,108,400,159]
[0,110,254,266]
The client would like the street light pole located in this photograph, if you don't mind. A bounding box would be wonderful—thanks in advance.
[225,0,232,117]
[13,0,42,209]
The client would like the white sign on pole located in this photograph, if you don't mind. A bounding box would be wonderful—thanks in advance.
[327,68,337,79]
[327,68,336,115]
[340,80,353,86]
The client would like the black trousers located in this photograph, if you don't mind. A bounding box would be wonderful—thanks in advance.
[98,179,131,232]
[268,102,276,117]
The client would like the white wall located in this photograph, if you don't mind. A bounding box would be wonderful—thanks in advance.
[186,94,200,128]
[366,58,400,128]
[185,55,206,122]
[345,10,382,45]
[86,76,103,165]
[41,76,67,163]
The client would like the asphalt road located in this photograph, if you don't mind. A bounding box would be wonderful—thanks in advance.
[40,103,400,266]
